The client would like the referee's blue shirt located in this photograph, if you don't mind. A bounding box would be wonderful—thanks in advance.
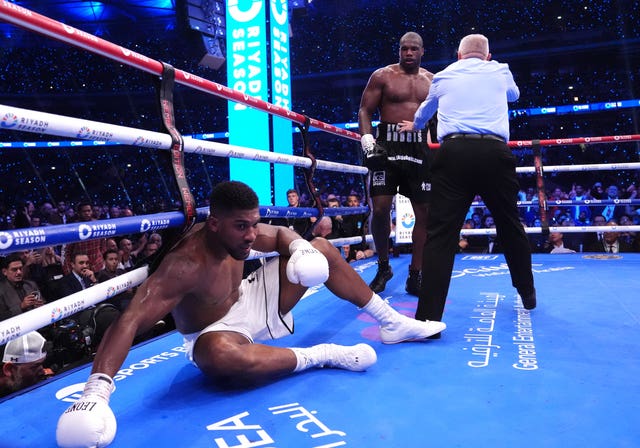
[413,57,519,143]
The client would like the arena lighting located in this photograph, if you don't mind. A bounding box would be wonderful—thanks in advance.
[58,0,175,22]
[290,0,310,9]
[63,1,106,21]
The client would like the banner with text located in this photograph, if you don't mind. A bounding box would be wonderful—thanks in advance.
[227,0,271,203]
[395,194,415,244]
[269,0,293,206]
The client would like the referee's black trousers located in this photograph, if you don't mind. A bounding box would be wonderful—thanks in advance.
[415,138,535,322]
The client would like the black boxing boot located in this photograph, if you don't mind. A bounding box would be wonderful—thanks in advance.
[369,260,393,293]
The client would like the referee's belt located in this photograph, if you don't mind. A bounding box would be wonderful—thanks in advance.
[443,133,505,143]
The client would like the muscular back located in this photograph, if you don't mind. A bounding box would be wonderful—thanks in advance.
[359,64,433,132]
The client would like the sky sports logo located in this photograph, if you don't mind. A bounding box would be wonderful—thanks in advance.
[54,346,187,403]
[56,383,86,403]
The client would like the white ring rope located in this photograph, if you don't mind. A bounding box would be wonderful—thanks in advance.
[461,225,640,236]
[517,163,640,174]
[0,104,367,176]
[4,103,639,178]
[0,267,148,346]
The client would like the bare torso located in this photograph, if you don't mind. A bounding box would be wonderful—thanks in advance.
[166,224,246,334]
[379,64,433,121]
[90,215,291,377]
[359,64,433,132]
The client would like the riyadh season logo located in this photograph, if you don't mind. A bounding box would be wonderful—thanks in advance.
[139,218,171,233]
[0,232,13,250]
[1,113,18,128]
[132,136,146,146]
[78,224,93,241]
[78,223,117,240]
[106,286,117,298]
[400,212,415,229]
[76,126,91,139]
[50,307,63,323]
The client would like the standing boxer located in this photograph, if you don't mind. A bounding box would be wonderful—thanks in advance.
[358,31,435,295]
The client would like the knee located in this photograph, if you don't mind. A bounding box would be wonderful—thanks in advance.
[311,237,338,260]
[194,336,248,380]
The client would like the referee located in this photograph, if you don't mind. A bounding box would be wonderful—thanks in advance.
[399,34,536,334]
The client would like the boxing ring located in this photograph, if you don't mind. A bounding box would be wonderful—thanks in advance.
[2,3,640,447]
[2,253,639,447]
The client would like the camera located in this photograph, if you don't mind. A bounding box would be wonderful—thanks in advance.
[48,319,92,369]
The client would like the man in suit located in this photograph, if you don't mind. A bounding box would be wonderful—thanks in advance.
[61,202,107,275]
[57,252,98,298]
[585,220,634,253]
[0,253,45,321]
[55,251,120,351]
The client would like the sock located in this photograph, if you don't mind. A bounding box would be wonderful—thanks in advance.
[362,293,398,327]
[290,345,326,372]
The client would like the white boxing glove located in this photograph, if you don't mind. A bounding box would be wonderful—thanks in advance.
[56,373,117,448]
[360,133,376,155]
[360,134,388,170]
[286,239,329,287]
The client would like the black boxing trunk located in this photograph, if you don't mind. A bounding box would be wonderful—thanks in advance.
[369,122,434,202]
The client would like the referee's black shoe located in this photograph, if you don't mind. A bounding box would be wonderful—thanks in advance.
[520,288,537,310]
[369,264,393,293]
[405,270,421,296]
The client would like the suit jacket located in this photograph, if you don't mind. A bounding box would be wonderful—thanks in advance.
[55,273,92,299]
[585,239,634,253]
[96,268,125,283]
[0,278,40,320]
[462,235,504,254]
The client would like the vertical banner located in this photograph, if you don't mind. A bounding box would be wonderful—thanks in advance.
[394,194,415,243]
[269,0,293,206]
[226,0,271,203]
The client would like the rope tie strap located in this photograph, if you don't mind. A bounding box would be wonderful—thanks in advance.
[532,139,549,236]
[298,116,324,239]
[146,62,197,273]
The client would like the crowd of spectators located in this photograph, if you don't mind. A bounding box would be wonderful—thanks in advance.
[294,0,639,72]
[0,198,172,395]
